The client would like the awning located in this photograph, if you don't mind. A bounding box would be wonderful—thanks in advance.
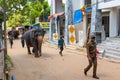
[48,12,64,21]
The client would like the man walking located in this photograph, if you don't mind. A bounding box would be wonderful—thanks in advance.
[58,36,65,56]
[84,35,99,79]
[21,32,25,48]
[8,35,13,48]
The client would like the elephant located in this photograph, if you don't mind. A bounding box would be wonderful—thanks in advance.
[24,28,46,57]
[8,30,19,39]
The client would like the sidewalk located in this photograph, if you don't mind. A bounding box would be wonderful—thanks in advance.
[43,42,120,63]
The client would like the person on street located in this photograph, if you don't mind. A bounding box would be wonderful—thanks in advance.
[84,35,99,79]
[21,32,25,48]
[58,36,65,56]
[8,35,13,48]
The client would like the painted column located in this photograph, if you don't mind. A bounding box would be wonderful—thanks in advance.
[65,0,73,44]
[91,0,102,43]
[55,0,63,40]
[49,0,63,42]
[49,0,55,42]
[57,21,60,39]
[82,0,87,41]
[110,7,118,37]
[83,16,87,41]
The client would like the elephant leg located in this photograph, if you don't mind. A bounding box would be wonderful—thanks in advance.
[37,38,43,57]
[32,48,35,53]
[27,46,31,54]
[34,42,39,57]
[38,44,42,56]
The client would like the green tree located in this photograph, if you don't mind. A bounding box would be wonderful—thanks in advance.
[0,0,50,27]
[7,13,30,27]
[39,0,50,22]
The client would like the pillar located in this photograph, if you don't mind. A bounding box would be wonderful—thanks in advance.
[109,7,118,37]
[49,0,63,42]
[83,16,87,41]
[65,0,73,44]
[91,0,102,43]
[49,0,54,42]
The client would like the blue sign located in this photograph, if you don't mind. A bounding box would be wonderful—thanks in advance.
[85,7,92,13]
[74,10,83,25]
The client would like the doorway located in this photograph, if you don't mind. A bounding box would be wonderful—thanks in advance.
[102,16,109,37]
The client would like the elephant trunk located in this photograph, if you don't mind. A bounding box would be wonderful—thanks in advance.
[37,35,43,56]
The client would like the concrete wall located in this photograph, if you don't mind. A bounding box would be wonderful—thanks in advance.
[55,0,64,13]
[75,23,83,43]
[98,0,120,9]
[52,0,64,13]
[72,0,84,11]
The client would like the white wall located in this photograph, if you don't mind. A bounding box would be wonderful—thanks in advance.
[98,0,120,9]
[72,0,84,11]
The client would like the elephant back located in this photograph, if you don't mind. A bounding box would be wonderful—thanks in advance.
[24,29,35,46]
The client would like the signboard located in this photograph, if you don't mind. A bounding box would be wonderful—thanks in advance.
[40,22,50,29]
[53,33,58,40]
[69,25,76,44]
[74,10,83,25]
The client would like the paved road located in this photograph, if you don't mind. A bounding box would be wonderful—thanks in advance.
[8,39,120,80]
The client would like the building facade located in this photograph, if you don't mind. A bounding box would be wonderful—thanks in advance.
[79,0,120,43]
[98,0,120,38]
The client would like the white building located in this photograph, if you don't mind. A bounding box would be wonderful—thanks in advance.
[98,0,120,37]
[74,0,120,44]
[74,0,120,43]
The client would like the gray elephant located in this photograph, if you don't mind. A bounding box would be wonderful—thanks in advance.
[24,28,46,57]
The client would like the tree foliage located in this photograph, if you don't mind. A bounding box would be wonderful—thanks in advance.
[0,0,50,27]
[39,0,50,21]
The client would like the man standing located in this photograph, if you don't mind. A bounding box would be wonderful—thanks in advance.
[84,35,99,79]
